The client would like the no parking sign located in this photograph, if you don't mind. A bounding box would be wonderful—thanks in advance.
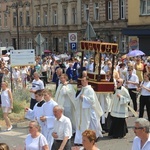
[68,33,77,43]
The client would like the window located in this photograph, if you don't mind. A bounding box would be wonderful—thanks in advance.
[84,4,89,21]
[64,38,68,52]
[44,11,48,26]
[121,35,127,53]
[44,38,48,50]
[140,0,150,15]
[119,0,125,19]
[107,1,113,20]
[27,38,32,49]
[53,10,57,25]
[13,12,17,26]
[4,13,7,26]
[0,14,1,26]
[20,12,23,26]
[26,11,30,26]
[36,12,40,26]
[94,3,99,21]
[72,8,77,24]
[6,39,8,47]
[63,8,67,25]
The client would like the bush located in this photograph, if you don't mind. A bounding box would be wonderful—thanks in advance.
[13,100,25,113]
[13,88,31,103]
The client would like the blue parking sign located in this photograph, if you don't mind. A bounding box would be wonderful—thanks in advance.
[70,43,77,50]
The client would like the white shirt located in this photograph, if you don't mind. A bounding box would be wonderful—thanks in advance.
[31,79,44,99]
[25,133,48,150]
[87,62,94,72]
[12,70,20,79]
[132,134,150,150]
[127,73,139,89]
[53,115,72,140]
[141,81,150,96]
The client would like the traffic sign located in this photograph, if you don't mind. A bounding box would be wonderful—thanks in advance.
[35,33,45,46]
[70,43,77,50]
[69,33,77,43]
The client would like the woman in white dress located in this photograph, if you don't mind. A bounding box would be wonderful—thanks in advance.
[1,81,13,131]
[25,121,49,150]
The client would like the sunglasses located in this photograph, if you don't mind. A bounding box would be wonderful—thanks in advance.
[128,70,131,71]
[134,127,144,130]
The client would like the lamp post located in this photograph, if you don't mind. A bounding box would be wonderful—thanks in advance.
[16,3,19,49]
[9,2,20,49]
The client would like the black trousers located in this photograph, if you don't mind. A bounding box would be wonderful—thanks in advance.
[139,95,150,121]
[42,72,48,83]
[30,98,37,110]
[51,139,71,150]
[128,88,137,111]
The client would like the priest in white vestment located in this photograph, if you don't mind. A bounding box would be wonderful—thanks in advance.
[109,78,131,138]
[74,77,104,145]
[55,74,76,133]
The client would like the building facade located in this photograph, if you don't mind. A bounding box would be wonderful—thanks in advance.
[0,0,128,55]
[122,0,150,55]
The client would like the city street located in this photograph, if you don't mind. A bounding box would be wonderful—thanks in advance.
[0,112,137,150]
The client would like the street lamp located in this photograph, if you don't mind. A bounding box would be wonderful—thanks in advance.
[12,2,20,49]
[14,2,19,49]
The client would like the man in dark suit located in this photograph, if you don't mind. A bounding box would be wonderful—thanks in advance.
[55,68,63,91]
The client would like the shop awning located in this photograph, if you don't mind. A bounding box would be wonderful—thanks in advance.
[122,28,150,36]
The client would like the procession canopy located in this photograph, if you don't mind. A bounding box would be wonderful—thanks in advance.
[80,41,119,54]
[78,40,119,93]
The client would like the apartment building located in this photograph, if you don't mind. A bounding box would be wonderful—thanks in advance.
[0,0,128,54]
[0,0,32,50]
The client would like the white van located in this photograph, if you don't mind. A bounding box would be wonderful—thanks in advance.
[0,46,14,56]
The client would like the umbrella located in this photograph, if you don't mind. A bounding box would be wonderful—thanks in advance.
[127,50,145,57]
[57,54,69,59]
[53,56,60,60]
[44,50,51,53]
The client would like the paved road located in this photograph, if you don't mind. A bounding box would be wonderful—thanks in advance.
[0,114,137,150]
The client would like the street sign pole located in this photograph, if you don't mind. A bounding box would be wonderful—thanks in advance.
[38,34,41,56]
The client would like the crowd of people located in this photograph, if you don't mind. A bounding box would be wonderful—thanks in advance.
[0,52,150,150]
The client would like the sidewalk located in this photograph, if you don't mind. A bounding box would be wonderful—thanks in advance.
[0,119,30,132]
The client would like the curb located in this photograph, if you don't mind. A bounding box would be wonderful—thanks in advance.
[0,120,30,131]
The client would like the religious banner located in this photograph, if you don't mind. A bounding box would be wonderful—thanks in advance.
[129,36,139,51]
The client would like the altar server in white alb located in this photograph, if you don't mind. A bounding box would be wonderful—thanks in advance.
[74,76,103,145]
[25,90,45,133]
[40,89,58,150]
[55,73,76,133]
[109,78,131,138]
